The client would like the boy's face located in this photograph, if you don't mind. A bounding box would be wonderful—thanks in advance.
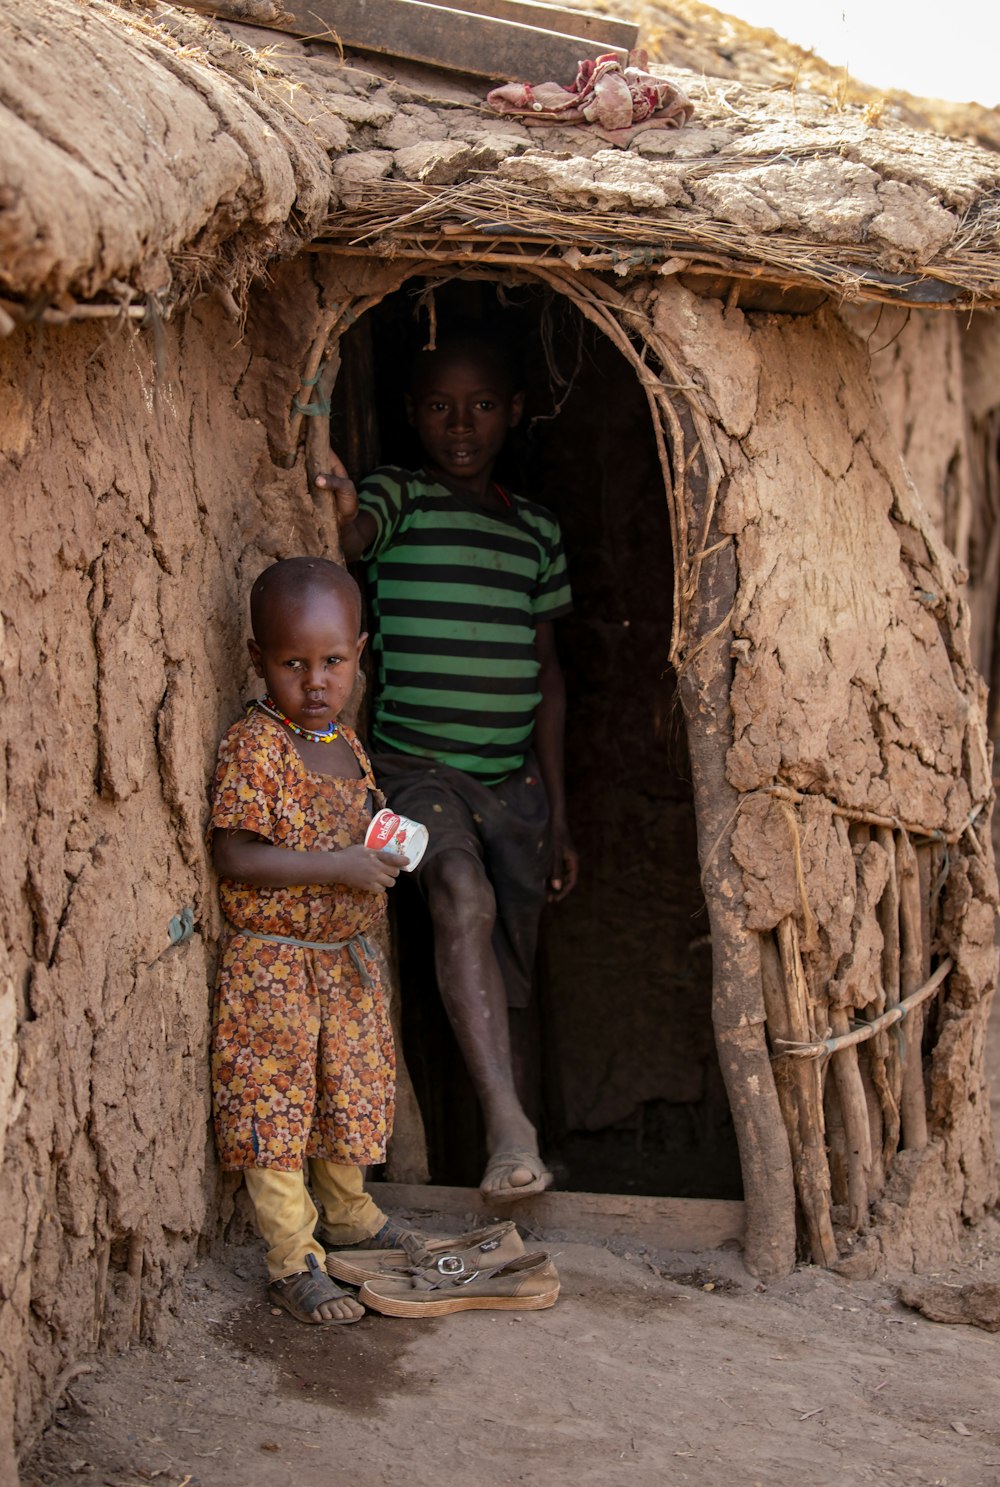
[406,351,524,490]
[248,587,366,730]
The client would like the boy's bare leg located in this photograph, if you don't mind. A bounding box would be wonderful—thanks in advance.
[422,850,546,1195]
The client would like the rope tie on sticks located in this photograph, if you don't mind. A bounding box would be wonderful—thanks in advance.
[292,372,332,418]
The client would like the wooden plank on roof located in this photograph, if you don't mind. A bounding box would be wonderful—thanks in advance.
[369,1181,746,1250]
[431,0,638,50]
[183,0,629,80]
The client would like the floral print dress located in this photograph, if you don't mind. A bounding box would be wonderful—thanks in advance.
[209,708,395,1171]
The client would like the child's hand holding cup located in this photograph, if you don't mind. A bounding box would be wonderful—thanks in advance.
[364,809,429,870]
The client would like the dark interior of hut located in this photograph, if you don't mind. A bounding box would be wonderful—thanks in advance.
[330,276,742,1200]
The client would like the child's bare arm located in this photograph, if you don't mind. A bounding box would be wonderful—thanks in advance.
[312,456,378,562]
[213,828,407,891]
[533,621,578,902]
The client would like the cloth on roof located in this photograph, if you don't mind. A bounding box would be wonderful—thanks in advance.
[486,50,694,136]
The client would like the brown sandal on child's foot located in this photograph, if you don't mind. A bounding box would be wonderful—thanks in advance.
[268,1253,365,1325]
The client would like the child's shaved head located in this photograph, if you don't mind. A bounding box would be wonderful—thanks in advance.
[250,557,361,645]
[409,334,521,397]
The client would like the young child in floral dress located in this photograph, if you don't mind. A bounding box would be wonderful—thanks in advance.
[209,556,412,1325]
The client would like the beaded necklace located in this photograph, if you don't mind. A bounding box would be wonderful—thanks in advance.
[254,695,340,743]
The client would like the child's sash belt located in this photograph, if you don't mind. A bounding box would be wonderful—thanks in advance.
[227,925,376,987]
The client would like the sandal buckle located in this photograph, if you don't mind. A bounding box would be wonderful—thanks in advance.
[436,1254,467,1276]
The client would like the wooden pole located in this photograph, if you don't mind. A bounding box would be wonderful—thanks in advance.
[773,919,838,1264]
[829,825,875,1223]
[759,931,803,1194]
[828,1005,872,1230]
[763,783,982,845]
[303,343,342,558]
[860,1054,886,1198]
[772,959,952,1058]
[875,824,903,1163]
[898,834,928,1150]
[824,1073,849,1206]
[674,456,796,1279]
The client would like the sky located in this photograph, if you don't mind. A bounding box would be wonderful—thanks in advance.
[718,0,1000,107]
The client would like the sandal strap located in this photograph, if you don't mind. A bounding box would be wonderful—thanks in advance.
[272,1253,354,1311]
[407,1251,550,1293]
[397,1229,436,1268]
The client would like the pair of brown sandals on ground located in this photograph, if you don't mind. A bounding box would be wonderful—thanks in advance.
[270,1219,560,1324]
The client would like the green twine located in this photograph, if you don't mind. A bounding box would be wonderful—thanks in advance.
[292,371,331,417]
[292,393,332,417]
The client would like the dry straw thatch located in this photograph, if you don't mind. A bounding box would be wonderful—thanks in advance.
[2,0,1000,317]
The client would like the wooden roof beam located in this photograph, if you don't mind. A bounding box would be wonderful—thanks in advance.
[176,0,636,79]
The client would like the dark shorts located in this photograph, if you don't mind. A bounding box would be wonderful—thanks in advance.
[370,750,550,1009]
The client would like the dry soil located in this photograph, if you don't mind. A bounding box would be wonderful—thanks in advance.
[21,1009,1000,1487]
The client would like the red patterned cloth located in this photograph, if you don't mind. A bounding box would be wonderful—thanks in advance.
[209,711,395,1171]
[486,50,694,136]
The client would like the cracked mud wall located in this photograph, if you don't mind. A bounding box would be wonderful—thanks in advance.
[855,306,1000,860]
[849,306,1000,683]
[0,281,333,1464]
[651,282,997,1266]
[719,303,988,834]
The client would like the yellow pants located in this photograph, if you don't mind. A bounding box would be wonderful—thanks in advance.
[244,1160,387,1281]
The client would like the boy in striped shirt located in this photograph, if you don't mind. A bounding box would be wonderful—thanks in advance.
[315,336,577,1201]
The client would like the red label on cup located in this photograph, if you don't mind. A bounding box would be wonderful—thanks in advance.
[365,811,402,851]
[364,807,428,870]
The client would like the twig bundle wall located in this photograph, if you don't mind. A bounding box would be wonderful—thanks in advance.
[760,814,977,1263]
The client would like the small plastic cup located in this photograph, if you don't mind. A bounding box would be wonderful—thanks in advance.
[364,808,429,871]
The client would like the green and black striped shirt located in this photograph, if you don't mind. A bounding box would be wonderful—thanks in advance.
[358,467,572,782]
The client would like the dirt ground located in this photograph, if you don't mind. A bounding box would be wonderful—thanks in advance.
[20,1009,1000,1487]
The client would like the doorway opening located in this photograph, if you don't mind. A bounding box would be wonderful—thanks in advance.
[330,274,741,1200]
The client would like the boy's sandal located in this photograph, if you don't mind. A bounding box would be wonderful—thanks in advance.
[327,1220,524,1286]
[269,1254,365,1325]
[358,1250,560,1318]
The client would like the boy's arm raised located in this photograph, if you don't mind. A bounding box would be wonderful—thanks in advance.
[533,621,578,902]
[213,829,407,892]
[312,458,377,562]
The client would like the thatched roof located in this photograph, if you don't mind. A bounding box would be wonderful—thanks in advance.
[3,0,1000,317]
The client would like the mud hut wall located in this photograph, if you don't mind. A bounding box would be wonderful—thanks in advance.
[846,307,970,561]
[851,306,1000,681]
[0,290,336,1457]
[957,314,1000,694]
[647,282,997,1262]
[854,304,1000,855]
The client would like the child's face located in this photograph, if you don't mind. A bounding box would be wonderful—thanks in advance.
[248,588,366,729]
[406,351,524,488]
